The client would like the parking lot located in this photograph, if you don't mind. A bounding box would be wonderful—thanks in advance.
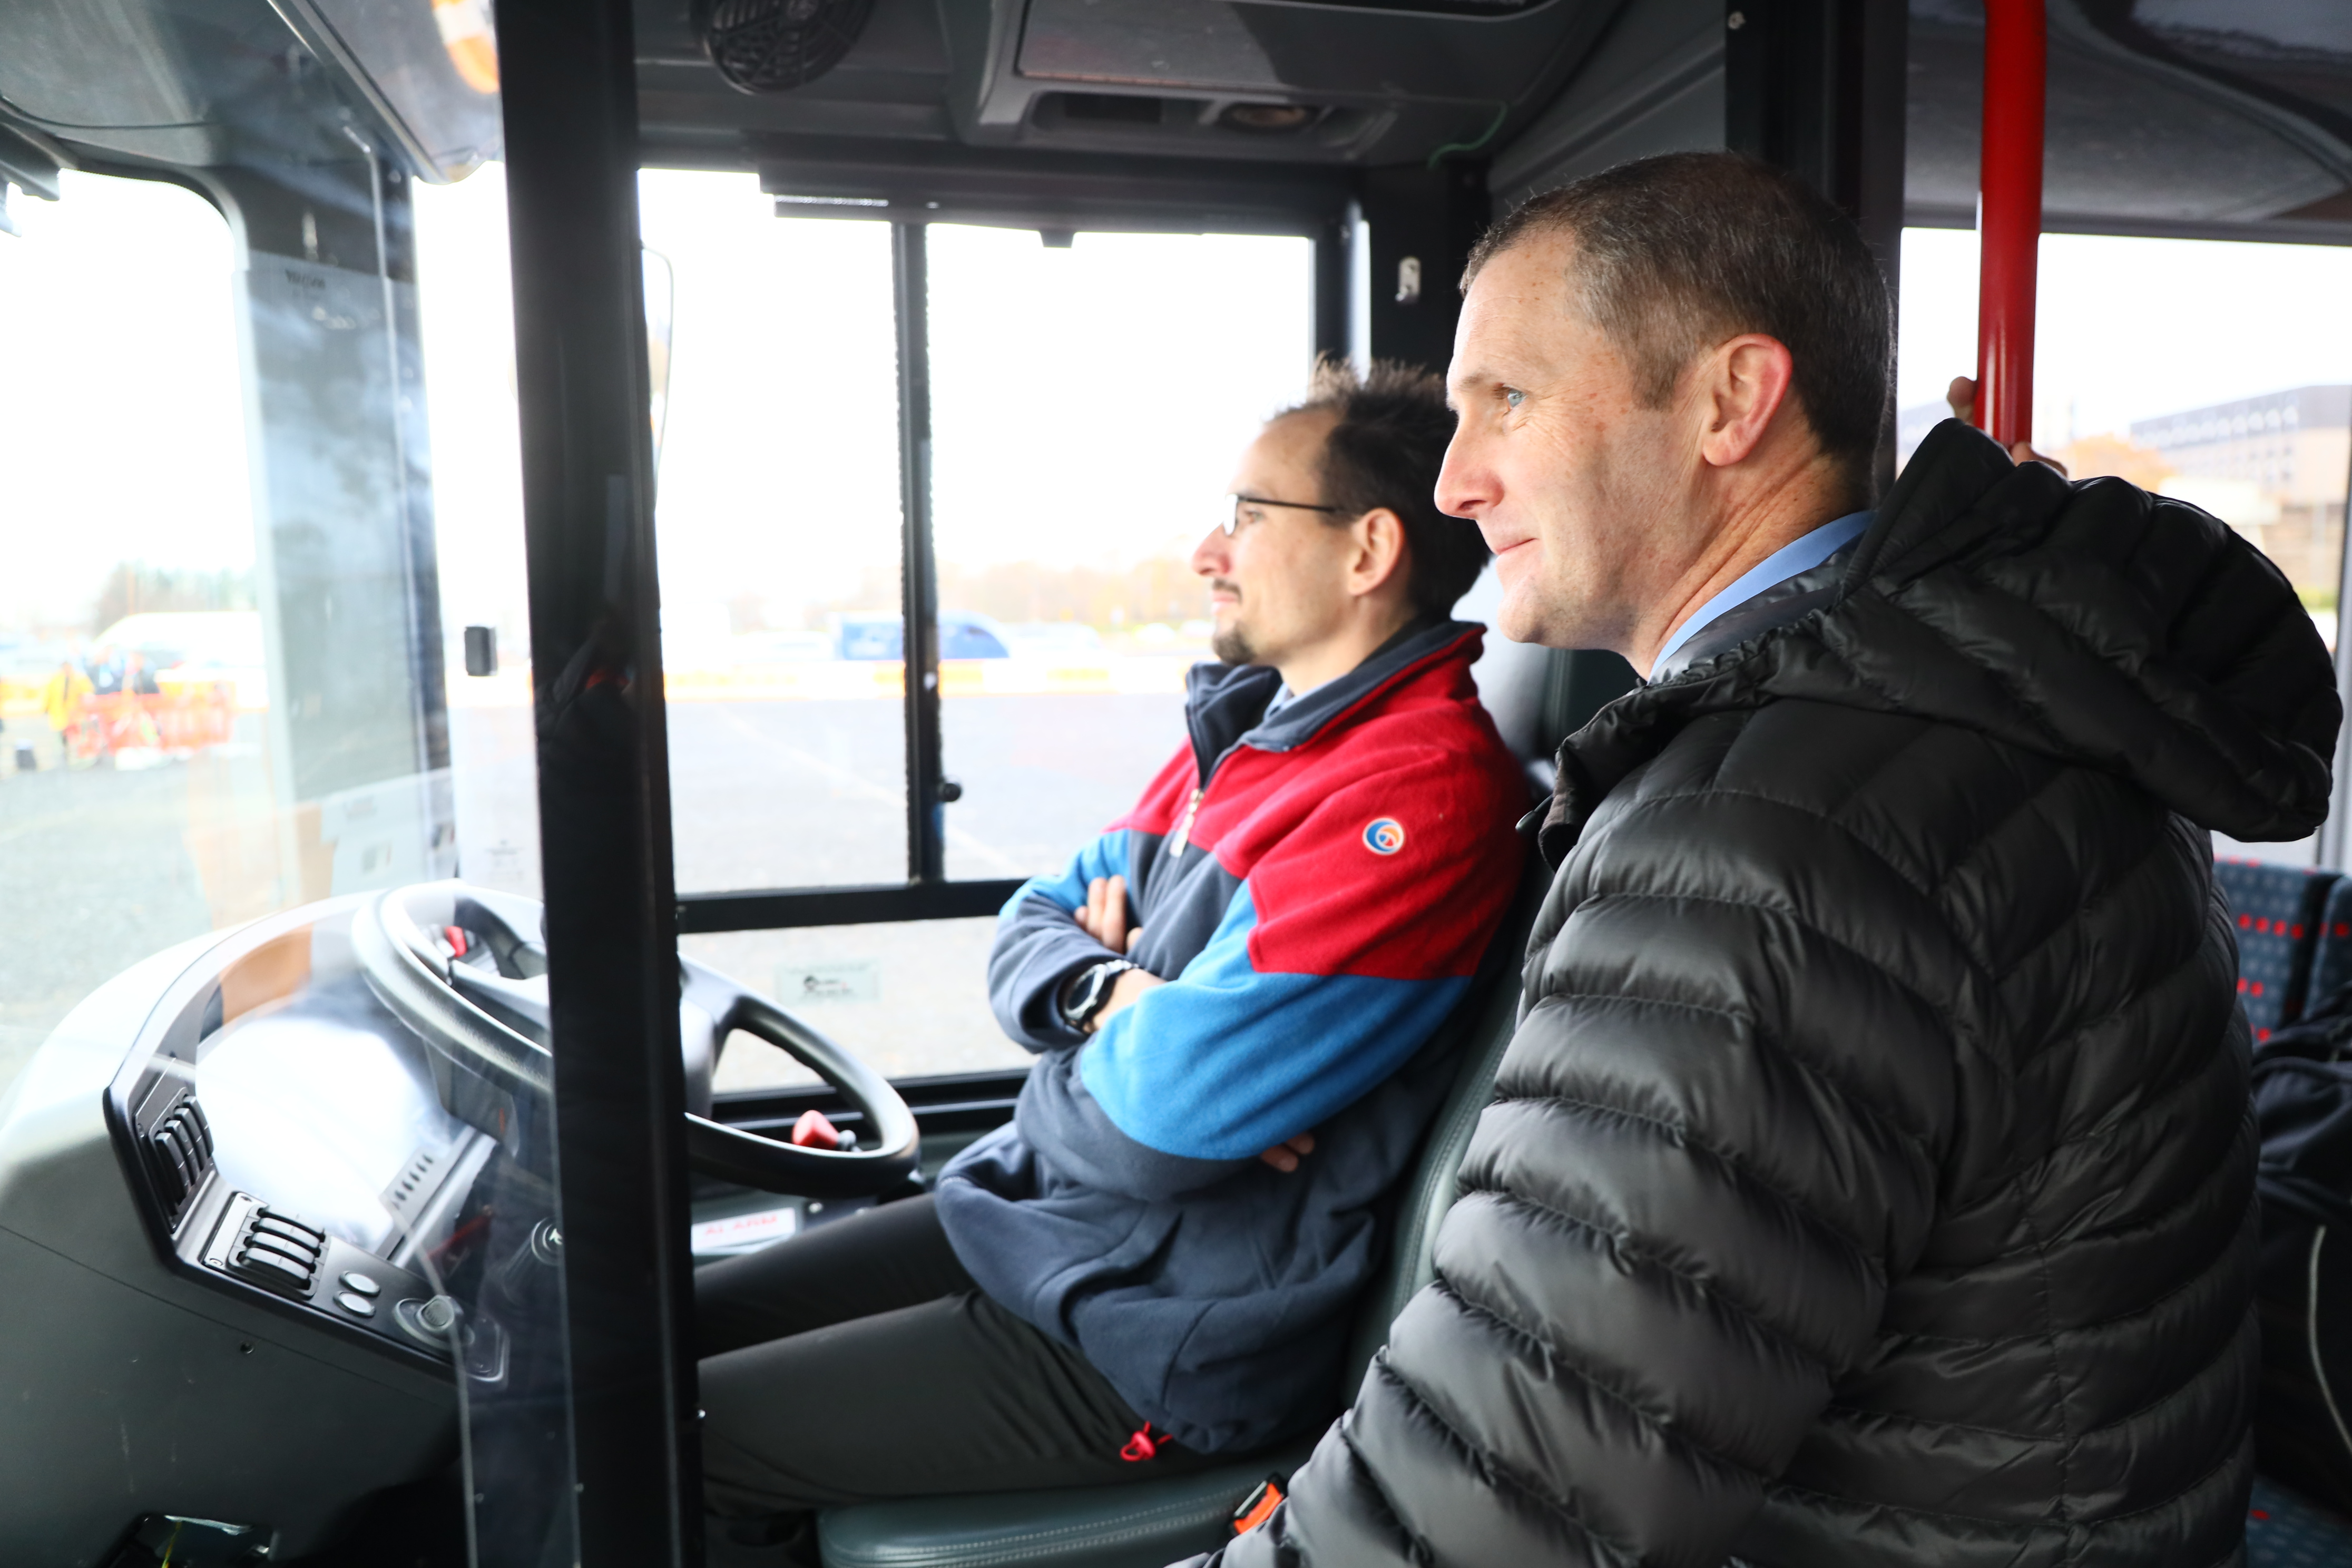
[0,687,1190,1098]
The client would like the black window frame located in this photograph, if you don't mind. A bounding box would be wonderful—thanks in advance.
[670,146,1356,939]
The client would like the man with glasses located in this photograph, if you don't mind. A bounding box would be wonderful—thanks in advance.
[695,359,1530,1557]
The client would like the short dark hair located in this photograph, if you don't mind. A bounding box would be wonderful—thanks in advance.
[1464,151,1892,496]
[1281,356,1489,620]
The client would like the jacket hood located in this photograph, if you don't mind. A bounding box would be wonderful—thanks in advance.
[1549,418,2340,857]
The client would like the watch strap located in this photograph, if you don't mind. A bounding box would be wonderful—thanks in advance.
[1062,958,1137,1030]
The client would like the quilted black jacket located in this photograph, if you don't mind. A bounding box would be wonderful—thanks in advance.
[1201,420,2341,1567]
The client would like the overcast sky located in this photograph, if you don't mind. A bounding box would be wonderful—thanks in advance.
[1897,225,2352,445]
[5,165,2351,635]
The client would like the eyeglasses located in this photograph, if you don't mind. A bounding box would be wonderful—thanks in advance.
[1220,493,1347,536]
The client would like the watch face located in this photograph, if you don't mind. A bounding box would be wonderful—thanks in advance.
[1071,959,1127,1026]
[1067,962,1109,1026]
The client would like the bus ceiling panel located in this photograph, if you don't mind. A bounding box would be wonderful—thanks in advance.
[1011,0,1586,101]
[635,0,1622,170]
[1906,0,2352,239]
[945,0,1615,165]
[0,122,68,202]
[752,133,1354,233]
[1489,0,1715,204]
[0,0,494,184]
[263,0,503,182]
[0,0,231,168]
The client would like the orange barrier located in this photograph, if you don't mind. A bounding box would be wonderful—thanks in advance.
[65,687,236,762]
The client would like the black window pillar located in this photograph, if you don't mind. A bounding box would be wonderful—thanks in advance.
[1312,212,1353,365]
[502,0,700,1561]
[894,220,948,884]
[1727,0,1910,492]
[1356,163,1492,376]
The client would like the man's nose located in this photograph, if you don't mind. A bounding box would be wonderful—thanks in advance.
[1434,430,1493,521]
[1190,527,1228,579]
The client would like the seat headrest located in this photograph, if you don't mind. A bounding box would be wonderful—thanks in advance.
[1468,640,1640,795]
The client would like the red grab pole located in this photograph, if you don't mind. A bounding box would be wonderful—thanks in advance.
[1975,0,2046,450]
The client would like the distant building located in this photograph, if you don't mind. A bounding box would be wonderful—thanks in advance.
[2131,386,2349,507]
[1892,386,2349,603]
[2132,386,2348,595]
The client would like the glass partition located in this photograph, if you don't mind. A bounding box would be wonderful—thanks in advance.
[0,2,574,1558]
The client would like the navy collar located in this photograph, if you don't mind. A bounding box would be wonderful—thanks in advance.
[1182,619,1479,785]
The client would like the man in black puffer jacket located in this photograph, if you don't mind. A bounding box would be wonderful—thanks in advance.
[1196,153,2340,1566]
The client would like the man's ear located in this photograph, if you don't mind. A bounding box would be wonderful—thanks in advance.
[1350,508,1409,600]
[1695,333,1797,469]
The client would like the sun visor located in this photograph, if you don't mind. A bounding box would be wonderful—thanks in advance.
[266,0,502,182]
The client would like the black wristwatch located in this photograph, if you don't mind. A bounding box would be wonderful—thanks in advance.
[1060,959,1138,1032]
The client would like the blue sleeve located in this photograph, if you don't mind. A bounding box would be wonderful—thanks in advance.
[1073,884,1468,1169]
[987,829,1133,1053]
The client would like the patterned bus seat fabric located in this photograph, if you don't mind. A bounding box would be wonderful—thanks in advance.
[2213,859,2341,1043]
[2307,877,2352,1017]
[2251,1475,2352,1565]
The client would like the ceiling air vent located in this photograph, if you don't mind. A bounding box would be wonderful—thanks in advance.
[1056,93,1165,125]
[701,0,877,94]
[1218,103,1322,134]
[1268,0,1546,13]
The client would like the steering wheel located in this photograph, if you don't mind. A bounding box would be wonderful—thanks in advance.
[352,880,919,1198]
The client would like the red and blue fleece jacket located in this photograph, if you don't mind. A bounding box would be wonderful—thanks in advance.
[936,619,1529,1455]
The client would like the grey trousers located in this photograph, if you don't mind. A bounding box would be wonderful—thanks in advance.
[696,1194,1221,1517]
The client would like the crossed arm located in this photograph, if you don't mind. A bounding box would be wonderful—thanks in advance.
[1066,871,1315,1174]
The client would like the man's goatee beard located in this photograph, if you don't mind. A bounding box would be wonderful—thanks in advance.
[1211,624,1256,665]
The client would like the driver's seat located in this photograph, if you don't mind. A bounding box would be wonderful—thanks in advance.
[812,645,1630,1568]
[815,866,1542,1568]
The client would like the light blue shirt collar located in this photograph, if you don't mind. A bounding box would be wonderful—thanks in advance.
[1652,509,1873,669]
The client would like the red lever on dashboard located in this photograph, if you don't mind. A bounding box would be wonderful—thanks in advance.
[789,1110,842,1151]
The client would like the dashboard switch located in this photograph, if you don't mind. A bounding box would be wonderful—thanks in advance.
[255,1211,325,1246]
[233,1248,311,1293]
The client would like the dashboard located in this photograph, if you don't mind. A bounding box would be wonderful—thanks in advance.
[0,898,471,1559]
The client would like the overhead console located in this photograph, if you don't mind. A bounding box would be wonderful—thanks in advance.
[646,0,1623,174]
[942,0,1609,164]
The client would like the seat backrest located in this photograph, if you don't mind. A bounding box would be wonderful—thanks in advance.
[2214,858,2341,1042]
[2307,879,2352,1015]
[1334,638,1628,1385]
[1466,634,1639,797]
[1342,851,1549,1387]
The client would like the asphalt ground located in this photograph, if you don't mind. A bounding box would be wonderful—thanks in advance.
[0,691,1189,1100]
